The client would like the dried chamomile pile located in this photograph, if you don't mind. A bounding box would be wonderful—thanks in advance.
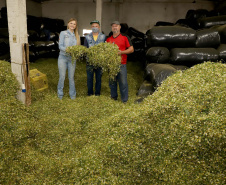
[66,45,87,63]
[86,42,121,80]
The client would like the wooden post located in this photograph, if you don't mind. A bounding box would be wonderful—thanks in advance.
[6,0,28,104]
[22,43,31,106]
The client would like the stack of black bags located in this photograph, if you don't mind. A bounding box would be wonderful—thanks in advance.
[0,7,65,62]
[137,9,226,102]
[0,7,10,61]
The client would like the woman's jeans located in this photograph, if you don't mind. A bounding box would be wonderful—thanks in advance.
[109,64,128,102]
[57,55,76,99]
[86,65,102,96]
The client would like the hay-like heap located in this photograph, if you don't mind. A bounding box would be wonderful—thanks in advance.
[86,42,121,80]
[66,42,121,79]
[0,60,19,99]
[1,59,225,184]
[65,45,87,63]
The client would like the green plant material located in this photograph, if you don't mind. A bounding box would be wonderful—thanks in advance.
[66,43,121,79]
[65,45,87,63]
[0,60,19,99]
[86,42,122,80]
[0,59,225,184]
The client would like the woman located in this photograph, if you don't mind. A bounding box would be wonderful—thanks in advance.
[57,18,80,99]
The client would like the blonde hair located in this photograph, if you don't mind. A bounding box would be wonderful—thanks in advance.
[67,18,80,45]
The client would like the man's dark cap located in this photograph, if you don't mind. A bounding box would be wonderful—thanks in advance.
[90,20,100,25]
[111,21,120,26]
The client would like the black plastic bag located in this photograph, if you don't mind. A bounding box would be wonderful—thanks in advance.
[155,21,174,26]
[137,80,155,96]
[108,31,113,37]
[127,48,146,63]
[28,41,35,51]
[49,32,57,41]
[55,19,65,33]
[128,27,145,39]
[0,38,9,55]
[170,64,188,71]
[185,9,195,20]
[135,80,155,103]
[210,24,226,44]
[186,9,209,20]
[29,51,37,62]
[146,47,170,64]
[175,19,199,30]
[37,50,51,58]
[217,44,226,61]
[196,29,220,48]
[215,3,226,16]
[170,48,219,66]
[175,19,191,28]
[0,7,7,19]
[39,31,48,41]
[27,30,39,41]
[146,26,196,48]
[45,41,55,48]
[145,63,177,87]
[120,23,129,33]
[198,15,226,28]
[0,18,8,28]
[27,15,42,31]
[208,10,220,17]
[0,52,10,62]
[49,49,59,58]
[131,37,145,49]
[33,41,47,51]
[185,9,210,30]
[37,49,58,58]
[41,17,64,32]
[0,28,9,38]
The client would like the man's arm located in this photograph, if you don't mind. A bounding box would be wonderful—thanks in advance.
[118,46,134,55]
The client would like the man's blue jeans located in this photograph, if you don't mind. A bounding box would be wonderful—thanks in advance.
[57,55,76,99]
[86,65,102,96]
[109,64,128,102]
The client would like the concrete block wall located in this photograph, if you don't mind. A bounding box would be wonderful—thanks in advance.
[42,1,96,35]
[0,0,41,17]
[26,0,42,17]
[118,1,214,32]
[1,0,215,35]
[41,0,214,35]
[0,0,6,10]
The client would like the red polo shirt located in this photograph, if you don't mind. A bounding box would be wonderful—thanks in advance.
[106,33,132,64]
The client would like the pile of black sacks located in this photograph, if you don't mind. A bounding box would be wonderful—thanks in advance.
[0,7,65,62]
[135,9,226,103]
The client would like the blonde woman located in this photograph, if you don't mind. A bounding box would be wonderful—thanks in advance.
[57,18,80,99]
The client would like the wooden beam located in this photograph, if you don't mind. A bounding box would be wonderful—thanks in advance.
[22,43,31,106]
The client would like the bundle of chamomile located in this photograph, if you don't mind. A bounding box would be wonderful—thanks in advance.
[87,42,121,80]
[66,45,87,64]
[66,43,121,80]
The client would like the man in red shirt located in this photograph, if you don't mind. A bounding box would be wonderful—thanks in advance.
[106,21,134,103]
